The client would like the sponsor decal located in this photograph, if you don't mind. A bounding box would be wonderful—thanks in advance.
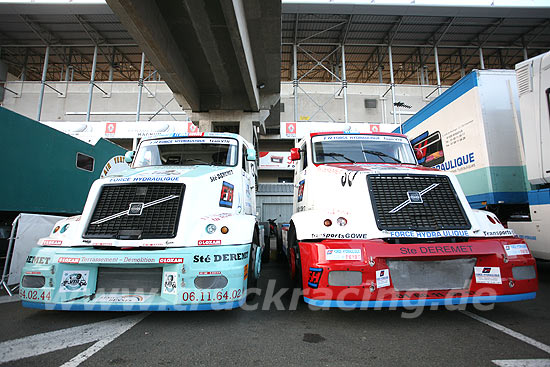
[42,239,63,246]
[313,233,368,240]
[307,267,323,288]
[92,242,113,246]
[26,271,42,275]
[286,122,296,137]
[199,271,222,275]
[94,295,151,303]
[219,181,234,208]
[26,256,50,265]
[163,272,178,295]
[193,252,249,263]
[297,180,305,202]
[198,240,222,246]
[143,137,236,146]
[376,269,390,288]
[434,152,475,171]
[474,266,502,284]
[244,264,248,280]
[388,230,470,238]
[503,244,530,256]
[105,122,116,135]
[159,258,184,264]
[399,245,473,255]
[58,257,80,264]
[108,177,180,183]
[210,170,234,183]
[100,155,129,178]
[187,122,199,133]
[325,249,362,261]
[60,271,89,292]
[313,135,406,143]
[370,124,380,133]
[341,171,358,187]
[200,213,233,222]
[148,170,180,176]
[483,229,515,237]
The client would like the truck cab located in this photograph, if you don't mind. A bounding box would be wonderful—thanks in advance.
[20,132,264,311]
[283,130,537,308]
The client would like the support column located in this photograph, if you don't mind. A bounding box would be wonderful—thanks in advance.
[434,46,441,95]
[134,52,146,150]
[21,48,29,82]
[479,47,485,69]
[293,43,298,122]
[523,47,529,61]
[388,45,397,127]
[341,44,348,124]
[86,45,98,122]
[36,46,50,121]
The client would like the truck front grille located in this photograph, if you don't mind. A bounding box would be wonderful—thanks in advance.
[84,183,185,239]
[367,174,470,231]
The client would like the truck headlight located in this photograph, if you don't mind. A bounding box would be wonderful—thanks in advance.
[337,217,347,226]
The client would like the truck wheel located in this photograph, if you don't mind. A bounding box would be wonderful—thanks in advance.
[261,233,270,264]
[276,226,284,262]
[288,229,302,289]
[247,231,260,300]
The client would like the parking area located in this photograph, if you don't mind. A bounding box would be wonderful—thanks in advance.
[1,260,549,367]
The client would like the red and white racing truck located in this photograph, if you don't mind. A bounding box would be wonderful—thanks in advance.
[282,130,538,307]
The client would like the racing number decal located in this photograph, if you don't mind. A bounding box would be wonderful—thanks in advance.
[297,180,305,202]
[219,181,234,208]
[308,267,323,288]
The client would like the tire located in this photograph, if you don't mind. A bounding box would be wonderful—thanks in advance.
[261,232,270,264]
[247,230,260,300]
[288,227,302,290]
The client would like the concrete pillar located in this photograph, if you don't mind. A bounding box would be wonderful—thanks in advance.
[523,47,529,61]
[378,66,383,84]
[37,46,50,121]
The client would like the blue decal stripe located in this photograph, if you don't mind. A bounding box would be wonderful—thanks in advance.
[22,299,245,311]
[528,189,550,205]
[304,292,536,308]
[466,192,530,208]
[393,71,478,134]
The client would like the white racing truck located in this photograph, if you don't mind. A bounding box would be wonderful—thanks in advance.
[20,133,264,311]
[282,129,537,308]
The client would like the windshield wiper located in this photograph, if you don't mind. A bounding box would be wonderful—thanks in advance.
[362,149,401,164]
[318,152,355,163]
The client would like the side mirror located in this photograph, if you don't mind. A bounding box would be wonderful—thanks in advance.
[290,147,301,161]
[414,148,425,161]
[246,148,256,161]
[124,151,135,163]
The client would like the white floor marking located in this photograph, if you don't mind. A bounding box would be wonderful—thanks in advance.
[0,312,149,365]
[461,310,550,354]
[492,359,550,366]
[0,295,20,304]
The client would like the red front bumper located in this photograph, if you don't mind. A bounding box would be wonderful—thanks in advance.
[298,238,538,308]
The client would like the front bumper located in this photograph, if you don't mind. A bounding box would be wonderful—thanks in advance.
[20,244,252,311]
[298,238,538,308]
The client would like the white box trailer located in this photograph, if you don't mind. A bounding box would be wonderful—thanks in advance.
[398,55,550,260]
[397,70,530,220]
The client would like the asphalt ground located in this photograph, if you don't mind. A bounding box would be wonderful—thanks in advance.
[1,255,550,366]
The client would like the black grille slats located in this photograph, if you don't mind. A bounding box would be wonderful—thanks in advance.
[85,183,185,239]
[367,174,470,231]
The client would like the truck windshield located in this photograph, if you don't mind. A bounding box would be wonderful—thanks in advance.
[312,134,416,164]
[133,137,239,168]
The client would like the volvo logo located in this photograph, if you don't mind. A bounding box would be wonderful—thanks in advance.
[388,183,439,214]
[91,194,180,225]
[128,203,144,216]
